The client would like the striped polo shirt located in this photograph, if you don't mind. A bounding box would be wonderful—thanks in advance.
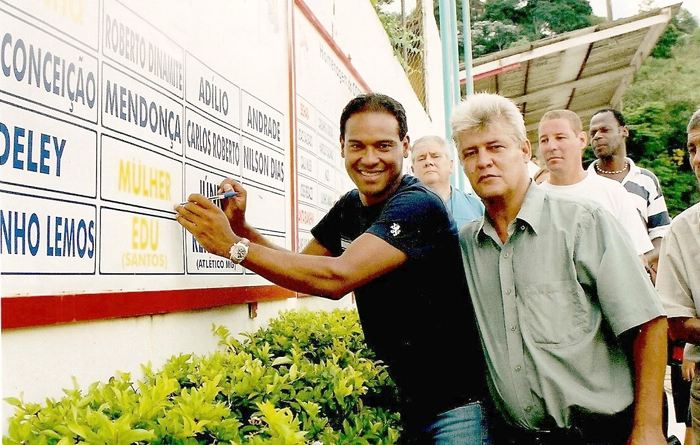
[588,157,671,240]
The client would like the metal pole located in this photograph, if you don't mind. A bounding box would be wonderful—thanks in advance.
[448,0,460,103]
[402,0,407,63]
[456,0,476,191]
[438,0,460,188]
[462,0,474,97]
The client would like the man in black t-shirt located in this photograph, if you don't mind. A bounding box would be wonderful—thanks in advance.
[175,93,489,444]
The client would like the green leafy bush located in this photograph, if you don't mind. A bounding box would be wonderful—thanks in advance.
[4,309,402,445]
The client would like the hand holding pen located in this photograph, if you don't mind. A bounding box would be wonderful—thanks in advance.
[180,190,238,207]
[175,179,252,256]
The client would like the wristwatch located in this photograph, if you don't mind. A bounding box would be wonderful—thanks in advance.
[228,238,250,264]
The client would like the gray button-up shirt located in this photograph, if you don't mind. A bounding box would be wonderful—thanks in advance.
[656,202,700,361]
[459,183,664,430]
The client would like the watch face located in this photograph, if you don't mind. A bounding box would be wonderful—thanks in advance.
[231,244,247,262]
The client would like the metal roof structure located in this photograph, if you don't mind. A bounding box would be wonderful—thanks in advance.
[460,3,681,146]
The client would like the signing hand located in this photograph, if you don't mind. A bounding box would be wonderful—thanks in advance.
[174,195,238,258]
[217,179,248,233]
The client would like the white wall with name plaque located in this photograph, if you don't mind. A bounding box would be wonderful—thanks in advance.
[0,0,443,319]
[1,0,447,434]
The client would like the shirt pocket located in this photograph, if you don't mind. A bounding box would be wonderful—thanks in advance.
[520,279,591,348]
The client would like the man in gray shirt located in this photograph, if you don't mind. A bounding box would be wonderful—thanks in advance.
[451,92,668,445]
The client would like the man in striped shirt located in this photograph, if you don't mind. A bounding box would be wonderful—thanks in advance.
[588,108,672,283]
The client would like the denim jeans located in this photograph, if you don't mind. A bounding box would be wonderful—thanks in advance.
[424,401,492,445]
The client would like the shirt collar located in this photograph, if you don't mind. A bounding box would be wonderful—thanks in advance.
[518,183,545,235]
[625,157,641,174]
[475,182,544,243]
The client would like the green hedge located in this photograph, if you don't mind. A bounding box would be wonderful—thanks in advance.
[3,309,402,445]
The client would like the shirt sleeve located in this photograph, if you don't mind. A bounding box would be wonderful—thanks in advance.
[575,207,665,336]
[617,193,654,255]
[656,227,697,319]
[646,172,672,240]
[311,195,346,256]
[367,187,453,259]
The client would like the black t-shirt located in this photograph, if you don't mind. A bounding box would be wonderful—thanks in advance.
[312,175,487,428]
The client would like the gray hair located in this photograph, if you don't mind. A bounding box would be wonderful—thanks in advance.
[411,135,452,161]
[450,93,527,148]
[688,108,700,133]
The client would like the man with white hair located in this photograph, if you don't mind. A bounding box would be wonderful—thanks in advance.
[451,92,668,445]
[411,135,483,227]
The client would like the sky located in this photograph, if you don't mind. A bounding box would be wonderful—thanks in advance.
[588,0,700,22]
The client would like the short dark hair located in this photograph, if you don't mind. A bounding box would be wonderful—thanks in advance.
[592,108,626,127]
[541,109,583,133]
[339,92,408,140]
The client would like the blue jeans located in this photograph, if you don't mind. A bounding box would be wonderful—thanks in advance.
[424,401,492,445]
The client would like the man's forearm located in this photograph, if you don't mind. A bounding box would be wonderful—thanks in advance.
[236,221,284,251]
[631,316,668,430]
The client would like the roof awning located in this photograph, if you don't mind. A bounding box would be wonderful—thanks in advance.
[460,3,681,145]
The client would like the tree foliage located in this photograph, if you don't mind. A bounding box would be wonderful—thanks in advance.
[433,0,595,59]
[373,0,424,71]
[480,0,593,40]
[622,24,700,216]
[375,0,700,215]
[470,19,521,55]
[649,9,698,58]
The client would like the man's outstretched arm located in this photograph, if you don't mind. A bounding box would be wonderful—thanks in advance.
[175,194,407,299]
